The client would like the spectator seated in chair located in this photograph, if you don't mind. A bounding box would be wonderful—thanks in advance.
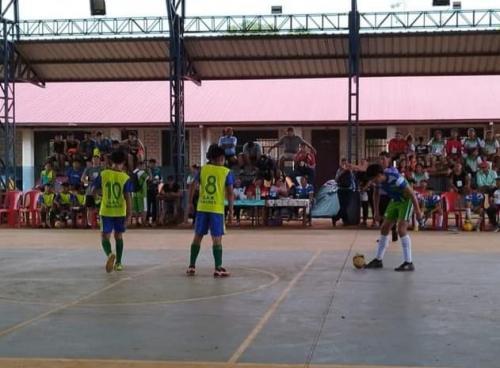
[38,184,56,228]
[448,163,470,197]
[66,161,84,190]
[230,177,246,224]
[53,183,75,226]
[411,163,429,189]
[40,162,56,189]
[71,184,89,228]
[292,175,314,226]
[486,177,500,232]
[77,131,96,166]
[464,184,485,231]
[121,131,146,172]
[481,130,500,162]
[462,128,483,156]
[419,186,443,229]
[158,175,182,225]
[476,161,497,195]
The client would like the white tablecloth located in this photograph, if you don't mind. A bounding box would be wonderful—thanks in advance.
[266,198,310,212]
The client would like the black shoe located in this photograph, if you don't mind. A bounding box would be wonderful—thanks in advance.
[365,259,383,269]
[392,232,399,242]
[394,262,415,272]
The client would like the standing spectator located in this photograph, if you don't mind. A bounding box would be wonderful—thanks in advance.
[462,128,482,155]
[375,151,399,241]
[52,133,66,174]
[187,164,200,226]
[218,127,238,167]
[481,130,499,161]
[291,143,316,185]
[66,161,84,189]
[158,176,182,224]
[445,129,462,160]
[77,132,96,166]
[146,159,163,225]
[268,127,316,170]
[238,140,262,174]
[486,178,500,231]
[428,130,446,168]
[232,177,246,224]
[121,132,145,172]
[332,158,355,227]
[81,155,103,224]
[132,161,150,226]
[410,163,429,188]
[448,163,470,195]
[388,131,408,162]
[65,133,80,163]
[415,136,430,165]
[40,162,56,188]
[476,162,497,194]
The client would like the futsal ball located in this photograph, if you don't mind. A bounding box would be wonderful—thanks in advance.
[462,222,473,232]
[353,253,365,269]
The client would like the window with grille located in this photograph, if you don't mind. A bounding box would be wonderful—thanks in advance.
[233,130,281,160]
[364,129,387,162]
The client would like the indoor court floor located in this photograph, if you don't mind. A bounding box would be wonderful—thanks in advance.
[0,227,498,368]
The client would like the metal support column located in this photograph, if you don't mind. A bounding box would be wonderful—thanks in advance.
[167,0,186,188]
[0,0,19,190]
[347,0,360,164]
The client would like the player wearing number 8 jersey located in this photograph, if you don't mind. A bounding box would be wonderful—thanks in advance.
[187,145,235,277]
[93,151,133,273]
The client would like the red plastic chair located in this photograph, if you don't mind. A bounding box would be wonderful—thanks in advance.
[0,191,23,228]
[20,190,41,228]
[441,192,463,230]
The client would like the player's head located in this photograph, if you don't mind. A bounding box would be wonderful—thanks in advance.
[110,150,127,169]
[112,140,120,149]
[208,145,225,166]
[378,151,391,169]
[300,175,309,186]
[451,128,459,138]
[425,185,434,195]
[470,183,478,193]
[92,155,100,166]
[43,184,52,193]
[286,126,295,137]
[61,182,70,193]
[137,161,145,169]
[365,164,385,184]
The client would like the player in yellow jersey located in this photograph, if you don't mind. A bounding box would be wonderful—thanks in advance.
[93,151,133,273]
[187,145,235,277]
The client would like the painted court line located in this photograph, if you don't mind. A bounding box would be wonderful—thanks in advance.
[0,358,459,368]
[227,249,323,364]
[0,254,185,339]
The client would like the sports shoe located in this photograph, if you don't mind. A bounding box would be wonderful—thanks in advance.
[186,265,196,276]
[364,259,383,269]
[394,262,415,272]
[392,232,399,242]
[105,253,116,273]
[114,263,123,271]
[214,267,231,277]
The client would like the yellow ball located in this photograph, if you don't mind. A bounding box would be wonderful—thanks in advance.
[353,253,365,269]
[54,221,62,228]
[462,222,473,232]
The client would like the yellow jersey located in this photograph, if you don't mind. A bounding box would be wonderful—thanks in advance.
[97,169,132,217]
[197,164,234,215]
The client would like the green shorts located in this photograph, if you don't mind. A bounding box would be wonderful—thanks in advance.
[384,199,413,223]
[132,194,147,213]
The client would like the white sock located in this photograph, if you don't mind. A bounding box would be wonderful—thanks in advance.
[375,235,390,260]
[466,208,472,219]
[438,215,443,227]
[401,235,412,263]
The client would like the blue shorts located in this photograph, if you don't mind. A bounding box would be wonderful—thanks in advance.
[195,212,225,237]
[101,216,126,234]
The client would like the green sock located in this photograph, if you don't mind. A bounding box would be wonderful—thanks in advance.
[190,243,201,266]
[212,244,223,269]
[101,238,112,257]
[116,239,124,264]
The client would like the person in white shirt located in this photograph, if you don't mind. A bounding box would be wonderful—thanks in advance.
[485,178,500,231]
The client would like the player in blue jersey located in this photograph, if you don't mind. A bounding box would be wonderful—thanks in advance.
[364,164,423,271]
[420,186,443,229]
[464,184,485,231]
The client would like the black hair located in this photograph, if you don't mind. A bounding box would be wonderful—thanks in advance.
[426,186,435,191]
[112,140,120,145]
[379,151,391,158]
[471,183,478,190]
[149,159,156,164]
[128,131,137,137]
[110,150,127,165]
[61,182,70,187]
[365,164,384,179]
[206,144,224,161]
[166,175,175,181]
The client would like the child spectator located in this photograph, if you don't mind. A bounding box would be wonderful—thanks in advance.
[71,184,88,228]
[406,134,415,156]
[232,177,246,224]
[40,162,56,188]
[415,136,430,163]
[246,177,267,199]
[147,159,163,225]
[158,175,182,225]
[132,161,150,226]
[420,186,443,230]
[445,129,462,159]
[486,178,500,231]
[462,128,482,156]
[464,184,485,231]
[54,183,74,225]
[66,161,84,189]
[294,175,315,226]
[38,184,55,228]
[428,130,446,167]
[411,163,429,188]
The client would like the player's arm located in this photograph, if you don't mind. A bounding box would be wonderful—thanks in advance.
[268,137,283,153]
[188,173,200,213]
[404,186,423,219]
[226,185,234,224]
[92,174,102,199]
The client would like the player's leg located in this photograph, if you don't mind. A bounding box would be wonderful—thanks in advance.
[465,202,472,221]
[100,216,115,273]
[187,212,207,275]
[395,200,415,272]
[433,208,444,229]
[474,206,484,231]
[365,201,397,269]
[113,217,127,271]
[210,213,230,277]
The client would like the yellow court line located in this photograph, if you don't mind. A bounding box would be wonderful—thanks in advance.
[227,249,323,364]
[0,255,185,339]
[0,358,461,368]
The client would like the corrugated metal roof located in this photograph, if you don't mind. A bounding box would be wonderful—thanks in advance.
[15,76,500,127]
[12,31,500,82]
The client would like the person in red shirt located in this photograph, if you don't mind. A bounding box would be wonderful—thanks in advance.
[388,131,408,162]
[291,143,316,185]
[446,128,462,159]
[245,177,268,199]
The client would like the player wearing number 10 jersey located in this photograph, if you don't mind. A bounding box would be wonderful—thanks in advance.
[187,145,235,277]
[93,151,133,273]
